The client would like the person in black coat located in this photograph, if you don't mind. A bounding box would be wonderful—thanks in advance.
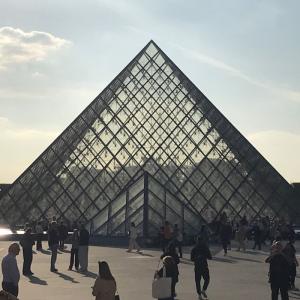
[156,256,178,300]
[266,241,290,300]
[219,220,232,256]
[283,238,299,290]
[48,221,59,272]
[58,221,68,250]
[20,228,35,276]
[191,236,212,299]
[252,223,262,250]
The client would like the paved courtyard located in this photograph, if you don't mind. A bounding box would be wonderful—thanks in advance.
[1,240,300,300]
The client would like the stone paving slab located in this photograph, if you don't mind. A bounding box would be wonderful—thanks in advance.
[1,241,300,300]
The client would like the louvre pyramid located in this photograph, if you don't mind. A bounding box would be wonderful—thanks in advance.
[0,41,296,236]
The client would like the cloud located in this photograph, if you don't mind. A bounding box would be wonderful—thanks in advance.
[247,130,300,183]
[0,26,71,69]
[173,44,300,104]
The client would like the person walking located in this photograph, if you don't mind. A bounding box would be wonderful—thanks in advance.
[265,241,290,300]
[68,229,79,271]
[127,222,142,253]
[48,221,59,272]
[1,243,20,297]
[35,221,44,251]
[219,220,231,256]
[20,227,35,276]
[191,237,212,300]
[79,224,90,272]
[155,256,178,300]
[92,261,117,300]
[173,224,183,258]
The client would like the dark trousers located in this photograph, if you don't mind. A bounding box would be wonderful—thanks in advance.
[221,239,228,254]
[2,281,19,297]
[195,267,210,294]
[271,284,289,300]
[50,244,58,270]
[69,248,79,269]
[59,239,65,249]
[36,234,43,250]
[22,248,33,275]
[253,238,261,250]
[289,264,296,288]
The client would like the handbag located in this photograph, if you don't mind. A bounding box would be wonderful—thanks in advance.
[152,263,172,299]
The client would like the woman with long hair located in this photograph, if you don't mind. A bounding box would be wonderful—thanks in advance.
[92,261,117,300]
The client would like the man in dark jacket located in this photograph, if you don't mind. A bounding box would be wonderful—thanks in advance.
[79,224,90,272]
[191,237,212,300]
[20,228,35,276]
[48,221,59,272]
[266,241,290,300]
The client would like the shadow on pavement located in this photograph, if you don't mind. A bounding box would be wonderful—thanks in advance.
[212,256,236,264]
[56,271,79,283]
[40,249,51,255]
[227,255,262,263]
[82,271,98,279]
[28,275,48,285]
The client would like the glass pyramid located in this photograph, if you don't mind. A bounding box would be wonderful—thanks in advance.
[0,41,296,236]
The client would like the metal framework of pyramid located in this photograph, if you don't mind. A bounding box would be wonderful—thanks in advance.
[0,41,296,237]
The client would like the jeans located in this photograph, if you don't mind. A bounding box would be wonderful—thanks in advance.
[2,281,19,297]
[50,244,58,270]
[195,267,210,294]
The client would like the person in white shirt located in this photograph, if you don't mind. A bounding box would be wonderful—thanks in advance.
[1,243,20,297]
[126,222,142,253]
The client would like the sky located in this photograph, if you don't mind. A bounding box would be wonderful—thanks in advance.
[0,0,299,184]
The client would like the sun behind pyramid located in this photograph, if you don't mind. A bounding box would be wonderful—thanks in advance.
[0,41,296,236]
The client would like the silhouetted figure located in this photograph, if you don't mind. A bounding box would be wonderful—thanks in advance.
[266,242,290,300]
[92,261,117,300]
[283,238,298,291]
[48,221,59,272]
[191,237,212,300]
[127,222,142,253]
[161,242,179,296]
[163,221,172,252]
[69,229,79,271]
[79,224,90,272]
[20,228,35,276]
[219,221,231,256]
[35,221,43,251]
[58,221,68,250]
[173,224,183,258]
[252,223,262,250]
[1,243,20,297]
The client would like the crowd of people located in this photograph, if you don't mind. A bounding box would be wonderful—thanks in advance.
[0,214,299,300]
